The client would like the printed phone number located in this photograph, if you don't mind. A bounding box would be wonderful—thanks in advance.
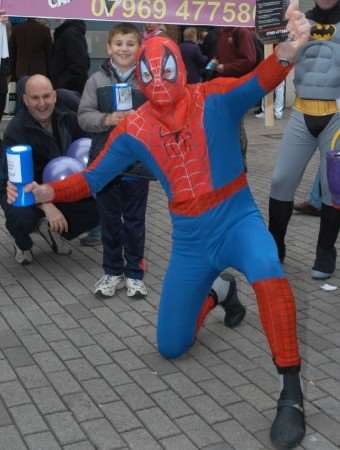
[91,0,256,25]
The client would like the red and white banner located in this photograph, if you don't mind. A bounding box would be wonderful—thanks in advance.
[3,0,256,27]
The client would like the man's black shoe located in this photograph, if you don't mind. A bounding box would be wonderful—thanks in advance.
[219,273,246,328]
[270,396,305,449]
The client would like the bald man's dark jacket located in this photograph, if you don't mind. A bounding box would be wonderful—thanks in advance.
[0,107,85,193]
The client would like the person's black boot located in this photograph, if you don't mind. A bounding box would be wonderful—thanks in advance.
[271,373,305,449]
[311,203,340,279]
[217,272,246,328]
[268,198,294,263]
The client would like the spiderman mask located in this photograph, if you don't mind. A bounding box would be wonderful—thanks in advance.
[136,36,187,108]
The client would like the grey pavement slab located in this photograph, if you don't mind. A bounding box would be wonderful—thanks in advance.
[25,431,62,450]
[0,112,339,449]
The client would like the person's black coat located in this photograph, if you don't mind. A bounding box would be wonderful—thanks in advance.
[9,18,52,80]
[0,107,85,193]
[180,40,208,84]
[200,28,218,59]
[50,20,90,94]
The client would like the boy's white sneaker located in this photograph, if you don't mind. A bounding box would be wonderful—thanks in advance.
[94,274,125,298]
[125,278,147,298]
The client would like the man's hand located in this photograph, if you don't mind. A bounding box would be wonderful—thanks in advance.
[275,2,311,63]
[26,181,55,204]
[39,203,68,233]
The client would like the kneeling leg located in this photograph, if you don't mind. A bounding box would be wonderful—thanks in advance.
[157,250,218,359]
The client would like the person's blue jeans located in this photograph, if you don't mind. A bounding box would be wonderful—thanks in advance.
[96,176,149,279]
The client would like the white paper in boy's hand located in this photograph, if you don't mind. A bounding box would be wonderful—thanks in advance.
[320,283,338,292]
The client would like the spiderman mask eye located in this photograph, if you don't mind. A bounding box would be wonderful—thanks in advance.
[163,53,177,82]
[140,59,152,84]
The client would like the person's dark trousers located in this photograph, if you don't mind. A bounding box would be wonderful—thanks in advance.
[96,177,149,280]
[0,194,99,250]
[268,197,294,262]
[58,197,99,240]
[313,203,340,273]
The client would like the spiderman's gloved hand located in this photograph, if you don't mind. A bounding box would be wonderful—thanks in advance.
[275,1,311,64]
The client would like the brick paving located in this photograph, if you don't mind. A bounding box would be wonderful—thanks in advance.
[0,111,339,450]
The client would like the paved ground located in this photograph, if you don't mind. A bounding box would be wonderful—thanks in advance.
[0,111,339,450]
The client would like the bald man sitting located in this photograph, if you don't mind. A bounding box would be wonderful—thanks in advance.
[0,74,99,264]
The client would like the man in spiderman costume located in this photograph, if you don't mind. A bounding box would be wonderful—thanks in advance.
[9,5,310,449]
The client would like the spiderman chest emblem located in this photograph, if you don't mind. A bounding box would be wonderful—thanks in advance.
[159,128,212,200]
[130,100,213,201]
[162,129,193,158]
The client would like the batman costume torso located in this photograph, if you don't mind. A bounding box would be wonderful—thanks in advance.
[294,2,340,100]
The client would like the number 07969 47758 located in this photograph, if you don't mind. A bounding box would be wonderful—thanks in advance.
[91,0,255,25]
[91,0,167,20]
[175,0,255,25]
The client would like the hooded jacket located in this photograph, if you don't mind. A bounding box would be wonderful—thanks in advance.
[78,59,152,179]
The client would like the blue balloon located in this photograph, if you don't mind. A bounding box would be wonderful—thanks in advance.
[66,138,92,167]
[42,156,84,183]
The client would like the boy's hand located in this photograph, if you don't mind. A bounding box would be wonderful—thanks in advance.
[24,181,55,204]
[7,181,18,204]
[275,2,311,63]
[103,111,129,127]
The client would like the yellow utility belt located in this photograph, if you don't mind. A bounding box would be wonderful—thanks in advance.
[294,97,338,116]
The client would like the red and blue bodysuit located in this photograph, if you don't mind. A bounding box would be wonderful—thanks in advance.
[49,37,300,373]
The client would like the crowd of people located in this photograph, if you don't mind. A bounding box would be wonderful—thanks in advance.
[0,2,339,449]
[0,17,265,296]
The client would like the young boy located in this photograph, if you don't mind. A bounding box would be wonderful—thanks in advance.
[78,23,151,298]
